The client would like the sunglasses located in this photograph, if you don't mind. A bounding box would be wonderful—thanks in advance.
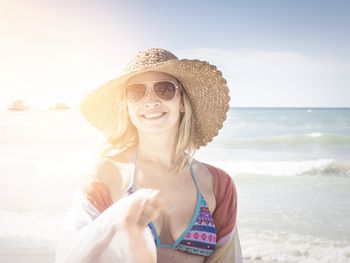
[125,80,179,104]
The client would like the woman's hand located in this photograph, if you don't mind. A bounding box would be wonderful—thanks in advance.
[120,188,173,263]
[82,179,113,212]
[81,178,175,263]
[121,188,173,229]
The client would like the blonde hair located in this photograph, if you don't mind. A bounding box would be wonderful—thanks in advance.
[101,81,196,174]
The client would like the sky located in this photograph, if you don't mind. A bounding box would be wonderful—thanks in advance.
[0,0,349,108]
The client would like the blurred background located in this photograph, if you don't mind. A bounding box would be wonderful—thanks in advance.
[0,1,349,262]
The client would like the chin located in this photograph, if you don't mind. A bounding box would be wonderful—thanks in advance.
[135,121,180,135]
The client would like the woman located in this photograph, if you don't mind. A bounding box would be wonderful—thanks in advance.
[55,48,242,263]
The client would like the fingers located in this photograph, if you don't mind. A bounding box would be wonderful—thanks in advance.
[92,181,113,208]
[86,188,105,212]
[127,188,174,228]
[137,206,160,227]
[83,179,113,212]
[136,193,162,227]
[141,189,175,215]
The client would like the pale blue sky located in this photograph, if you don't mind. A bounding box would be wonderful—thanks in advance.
[1,0,349,107]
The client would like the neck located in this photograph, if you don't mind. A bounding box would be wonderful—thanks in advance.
[137,128,179,169]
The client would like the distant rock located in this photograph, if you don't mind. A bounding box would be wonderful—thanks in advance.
[8,100,30,111]
[49,103,70,110]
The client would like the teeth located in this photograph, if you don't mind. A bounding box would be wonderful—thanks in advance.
[143,113,164,119]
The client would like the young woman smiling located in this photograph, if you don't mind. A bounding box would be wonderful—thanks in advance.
[55,48,242,263]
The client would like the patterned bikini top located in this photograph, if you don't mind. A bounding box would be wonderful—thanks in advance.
[123,159,217,257]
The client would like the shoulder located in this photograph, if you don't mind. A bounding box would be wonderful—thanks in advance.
[200,162,236,197]
[191,159,213,181]
[93,157,121,179]
[84,156,122,186]
[191,160,236,197]
[82,147,136,201]
[191,160,217,194]
[201,162,232,181]
[91,146,136,181]
[80,157,121,201]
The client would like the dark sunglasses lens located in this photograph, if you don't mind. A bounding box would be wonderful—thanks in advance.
[126,84,146,103]
[153,81,176,101]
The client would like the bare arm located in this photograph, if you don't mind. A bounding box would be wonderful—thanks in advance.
[55,158,162,263]
[55,158,128,262]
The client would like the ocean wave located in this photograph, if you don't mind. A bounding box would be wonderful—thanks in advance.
[213,133,350,149]
[240,228,350,263]
[0,210,63,240]
[211,159,350,177]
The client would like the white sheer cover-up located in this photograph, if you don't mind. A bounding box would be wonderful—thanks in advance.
[55,189,156,263]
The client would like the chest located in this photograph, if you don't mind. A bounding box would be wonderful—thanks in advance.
[136,166,216,245]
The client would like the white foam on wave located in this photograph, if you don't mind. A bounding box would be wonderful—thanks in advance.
[210,158,350,177]
[307,132,323,138]
[241,228,350,263]
[213,132,350,150]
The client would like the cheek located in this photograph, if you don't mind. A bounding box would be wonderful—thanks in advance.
[169,100,182,119]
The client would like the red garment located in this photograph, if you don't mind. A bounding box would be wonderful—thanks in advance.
[203,163,238,242]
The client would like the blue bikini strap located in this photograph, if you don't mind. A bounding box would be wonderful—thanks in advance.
[190,162,201,193]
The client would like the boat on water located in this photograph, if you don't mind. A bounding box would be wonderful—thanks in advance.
[8,100,30,111]
[49,102,70,110]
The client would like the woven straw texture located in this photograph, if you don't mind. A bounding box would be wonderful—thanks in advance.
[80,48,230,148]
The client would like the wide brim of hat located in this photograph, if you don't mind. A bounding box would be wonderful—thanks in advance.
[80,59,230,148]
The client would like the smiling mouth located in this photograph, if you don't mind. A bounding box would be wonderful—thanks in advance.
[141,112,167,119]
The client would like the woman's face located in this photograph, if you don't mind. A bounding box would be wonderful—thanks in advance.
[125,71,184,135]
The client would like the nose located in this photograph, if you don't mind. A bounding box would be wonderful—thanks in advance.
[143,86,160,108]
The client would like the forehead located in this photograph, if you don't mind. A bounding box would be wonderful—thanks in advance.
[126,71,177,84]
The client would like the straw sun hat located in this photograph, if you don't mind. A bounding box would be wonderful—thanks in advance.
[80,48,230,148]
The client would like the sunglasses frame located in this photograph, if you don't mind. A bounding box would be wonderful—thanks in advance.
[124,79,179,104]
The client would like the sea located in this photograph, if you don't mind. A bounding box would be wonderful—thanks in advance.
[0,107,349,263]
